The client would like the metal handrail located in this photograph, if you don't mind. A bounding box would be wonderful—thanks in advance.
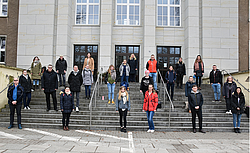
[0,81,14,95]
[221,69,249,93]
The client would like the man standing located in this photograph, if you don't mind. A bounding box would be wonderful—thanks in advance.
[56,55,67,87]
[188,85,205,133]
[209,65,222,102]
[42,64,58,111]
[19,70,32,109]
[68,65,83,112]
[146,54,158,90]
[175,57,186,89]
[7,78,24,129]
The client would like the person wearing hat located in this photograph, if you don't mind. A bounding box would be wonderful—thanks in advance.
[56,55,67,87]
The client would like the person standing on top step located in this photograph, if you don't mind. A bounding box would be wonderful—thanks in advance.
[56,55,67,87]
[185,76,196,113]
[68,65,83,112]
[175,57,186,89]
[119,59,130,90]
[193,55,204,90]
[146,54,158,90]
[105,65,117,104]
[188,85,205,133]
[127,54,138,82]
[7,78,24,129]
[231,87,245,133]
[19,70,32,110]
[83,52,95,75]
[41,64,58,111]
[165,65,176,101]
[143,84,158,133]
[82,65,93,99]
[31,56,42,90]
[140,70,153,97]
[209,65,222,102]
[115,86,131,133]
[222,76,237,115]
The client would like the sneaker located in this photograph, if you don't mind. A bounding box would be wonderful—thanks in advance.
[147,130,151,133]
[217,100,221,102]
[108,100,111,104]
[123,128,127,133]
[27,106,30,110]
[24,107,27,110]
[212,100,216,102]
[150,130,155,133]
[226,111,230,114]
[120,127,124,132]
[76,107,79,112]
[18,124,22,129]
[112,100,115,104]
[228,110,232,115]
[8,124,13,129]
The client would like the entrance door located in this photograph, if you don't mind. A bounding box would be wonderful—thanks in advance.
[115,45,140,82]
[157,46,181,82]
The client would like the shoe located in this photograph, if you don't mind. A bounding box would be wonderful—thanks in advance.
[237,128,241,133]
[218,100,221,102]
[150,130,154,133]
[27,106,30,110]
[76,107,79,112]
[123,128,127,133]
[66,126,69,131]
[24,107,27,110]
[193,128,196,133]
[46,109,50,112]
[108,100,111,104]
[121,127,124,132]
[112,100,115,104]
[63,126,66,130]
[199,129,206,133]
[54,109,58,111]
[212,100,216,102]
[176,86,179,89]
[228,110,232,115]
[180,86,183,89]
[18,124,22,129]
[226,111,230,114]
[147,129,151,133]
[85,97,88,99]
[8,124,13,129]
[234,128,238,133]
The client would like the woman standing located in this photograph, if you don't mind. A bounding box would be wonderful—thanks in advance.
[60,86,74,131]
[19,70,32,110]
[231,87,245,133]
[175,57,186,89]
[31,56,42,90]
[119,60,130,90]
[115,86,130,133]
[193,55,204,90]
[222,76,237,114]
[165,65,176,101]
[83,52,95,75]
[185,76,196,113]
[143,84,158,133]
[105,65,117,104]
[127,54,137,82]
[82,65,93,99]
[140,70,153,97]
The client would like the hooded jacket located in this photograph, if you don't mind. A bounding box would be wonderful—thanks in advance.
[60,90,74,113]
[231,92,245,114]
[68,70,83,92]
[82,68,93,85]
[143,91,158,111]
[175,61,186,75]
[188,90,203,109]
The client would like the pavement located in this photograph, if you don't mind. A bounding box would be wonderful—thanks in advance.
[0,127,249,153]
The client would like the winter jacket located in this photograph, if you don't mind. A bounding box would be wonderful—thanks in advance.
[60,90,74,113]
[127,58,137,75]
[188,91,203,109]
[140,76,153,92]
[231,92,245,114]
[185,81,196,97]
[146,59,158,73]
[209,69,222,84]
[119,64,130,76]
[19,74,32,93]
[175,61,186,75]
[165,70,176,84]
[222,81,237,99]
[41,69,58,93]
[82,68,93,85]
[56,58,67,74]
[105,71,117,84]
[115,93,131,111]
[7,85,24,105]
[143,91,158,111]
[68,70,83,92]
[193,62,204,77]
[31,61,42,80]
[83,57,94,72]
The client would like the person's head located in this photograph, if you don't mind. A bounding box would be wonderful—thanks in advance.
[22,70,27,76]
[33,56,39,62]
[227,76,233,82]
[131,54,134,58]
[169,65,173,71]
[85,65,89,69]
[118,86,128,100]
[148,84,154,92]
[195,55,202,63]
[236,87,242,94]
[60,55,63,60]
[145,70,150,77]
[130,54,137,60]
[179,57,182,62]
[14,78,19,85]
[108,65,115,74]
[48,64,53,72]
[188,76,193,82]
[73,65,78,71]
[192,85,198,92]
[213,65,217,71]
[123,59,127,64]
[151,54,155,60]
[65,86,70,93]
[87,52,91,58]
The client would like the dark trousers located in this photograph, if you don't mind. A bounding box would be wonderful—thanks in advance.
[225,98,232,111]
[85,85,91,97]
[45,91,57,110]
[9,104,21,125]
[191,108,202,130]
[196,76,202,87]
[62,113,71,126]
[23,92,31,107]
[119,109,128,128]
[58,74,65,86]
[167,83,175,100]
[129,74,136,82]
[176,74,183,87]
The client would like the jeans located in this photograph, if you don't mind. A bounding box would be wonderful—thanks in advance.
[72,92,79,107]
[149,73,157,90]
[107,83,116,100]
[85,85,91,97]
[129,74,136,82]
[191,108,203,130]
[211,83,221,100]
[45,91,57,110]
[225,98,232,111]
[23,92,31,108]
[62,112,71,127]
[119,109,128,128]
[58,74,65,86]
[167,83,175,100]
[33,79,39,85]
[120,75,129,86]
[233,113,242,128]
[146,111,155,130]
[9,104,21,125]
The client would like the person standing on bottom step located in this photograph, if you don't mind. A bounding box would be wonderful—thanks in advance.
[193,55,204,90]
[115,86,130,133]
[188,85,205,133]
[60,86,74,131]
[19,70,32,110]
[105,65,117,104]
[231,87,245,133]
[82,65,93,99]
[185,76,196,113]
[56,55,67,87]
[68,65,83,112]
[209,65,222,102]
[165,65,176,101]
[7,78,24,129]
[175,57,186,89]
[143,84,158,133]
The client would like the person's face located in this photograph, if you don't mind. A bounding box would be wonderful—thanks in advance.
[192,87,197,92]
[48,66,52,72]
[131,54,134,58]
[23,71,27,76]
[228,77,233,82]
[74,66,78,71]
[145,72,149,77]
[110,66,114,70]
[148,85,153,91]
[14,78,19,85]
[60,56,63,60]
[179,58,182,62]
[65,88,70,93]
[151,56,155,60]
[197,56,201,60]
[213,66,217,71]
[189,77,193,82]
[86,65,89,69]
[35,57,38,61]
[123,60,127,64]
[121,88,125,93]
[169,66,173,71]
[237,88,241,94]
[87,53,91,58]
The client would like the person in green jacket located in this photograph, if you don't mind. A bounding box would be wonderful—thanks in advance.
[31,56,42,90]
[105,65,117,104]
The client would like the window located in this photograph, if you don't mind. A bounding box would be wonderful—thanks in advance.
[0,37,6,63]
[0,0,8,16]
[157,0,180,26]
[76,0,99,25]
[116,0,140,25]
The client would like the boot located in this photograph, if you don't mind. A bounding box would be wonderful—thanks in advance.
[18,124,22,129]
[237,128,241,133]
[234,128,237,133]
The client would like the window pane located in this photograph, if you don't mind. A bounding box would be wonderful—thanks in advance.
[129,6,134,15]
[175,7,180,16]
[175,57,179,63]
[82,15,86,24]
[158,6,162,15]
[89,5,93,14]
[1,38,5,49]
[175,17,180,26]
[170,7,174,16]
[88,15,93,24]
[87,46,93,52]
[163,0,167,4]
[81,55,85,63]
[94,0,99,3]
[117,15,121,24]
[82,0,87,2]
[163,6,167,15]
[129,0,134,3]
[75,46,80,52]
[89,0,93,3]
[77,5,81,14]
[135,0,139,4]
[169,57,175,65]
[3,0,8,2]
[2,5,7,16]
[1,51,5,62]
[77,0,81,3]
[94,15,98,24]
[122,0,127,3]
[121,46,126,53]
[94,5,98,14]
[134,47,139,53]
[157,0,162,4]
[122,5,127,14]
[129,15,134,24]
[128,46,133,53]
[170,47,174,54]
[175,0,180,5]
[175,48,180,54]
[93,46,98,53]
[170,0,174,4]
[80,46,85,52]
[117,5,121,14]
[163,16,167,25]
[82,5,86,14]
[158,16,162,25]
[76,15,81,24]
[157,47,162,54]
[170,17,174,26]
[135,6,139,15]
[122,15,127,24]
[135,16,139,25]
[75,55,80,65]
[117,0,121,3]
[163,47,167,54]
[116,46,121,53]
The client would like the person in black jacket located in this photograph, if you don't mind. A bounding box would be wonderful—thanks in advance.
[209,65,222,102]
[185,76,196,113]
[127,54,138,82]
[140,70,153,97]
[165,65,176,101]
[188,85,205,133]
[231,87,245,133]
[175,57,186,89]
[68,65,83,112]
[56,55,67,87]
[19,70,32,110]
[222,76,237,114]
[7,78,24,129]
[41,64,58,111]
[60,86,74,131]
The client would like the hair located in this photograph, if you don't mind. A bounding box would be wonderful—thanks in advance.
[108,65,115,75]
[22,69,27,73]
[169,65,175,71]
[179,57,182,60]
[129,54,137,60]
[189,76,193,78]
[145,70,150,74]
[86,52,91,57]
[33,56,39,62]
[65,86,70,89]
[226,76,233,82]
[195,55,203,63]
[234,87,243,96]
[213,65,217,67]
[148,84,156,94]
[118,86,129,101]
[48,64,53,67]
[192,85,198,88]
[74,65,78,68]
[151,54,155,57]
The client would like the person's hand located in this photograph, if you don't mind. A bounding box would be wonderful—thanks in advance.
[195,106,199,109]
[72,109,74,111]
[55,89,57,91]
[194,72,196,75]
[143,110,145,112]
[140,90,142,93]
[189,110,191,113]
[39,73,41,75]
[237,107,240,110]
[223,96,225,98]
[176,74,178,75]
[211,83,213,85]
[218,83,220,84]
[154,110,156,112]
[57,70,59,73]
[202,73,204,75]
[64,70,66,73]
[114,82,116,84]
[135,68,137,71]
[31,73,33,75]
[12,101,17,105]
[61,109,63,111]
[42,88,44,90]
[116,111,118,112]
[107,82,109,84]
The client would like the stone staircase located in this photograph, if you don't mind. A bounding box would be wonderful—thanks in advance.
[0,83,249,132]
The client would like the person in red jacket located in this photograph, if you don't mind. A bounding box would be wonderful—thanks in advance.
[143,84,158,133]
[146,54,158,90]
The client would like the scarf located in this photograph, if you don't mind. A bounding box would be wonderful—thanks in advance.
[73,70,79,76]
[23,74,28,80]
[194,61,204,71]
[65,91,71,95]
[121,92,127,105]
[33,60,39,67]
[111,70,116,80]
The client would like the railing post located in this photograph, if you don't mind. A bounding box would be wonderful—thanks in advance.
[168,102,171,127]
[90,106,92,127]
[98,75,100,97]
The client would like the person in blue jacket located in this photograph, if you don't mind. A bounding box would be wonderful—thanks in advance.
[165,65,176,101]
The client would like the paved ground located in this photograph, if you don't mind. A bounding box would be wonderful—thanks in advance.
[0,127,249,153]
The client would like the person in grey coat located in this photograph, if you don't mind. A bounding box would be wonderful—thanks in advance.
[82,65,93,99]
[119,60,130,90]
[115,86,131,133]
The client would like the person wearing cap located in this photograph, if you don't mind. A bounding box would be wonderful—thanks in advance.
[56,55,67,87]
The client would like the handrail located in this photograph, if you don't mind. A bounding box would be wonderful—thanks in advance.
[221,69,249,93]
[0,81,14,95]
